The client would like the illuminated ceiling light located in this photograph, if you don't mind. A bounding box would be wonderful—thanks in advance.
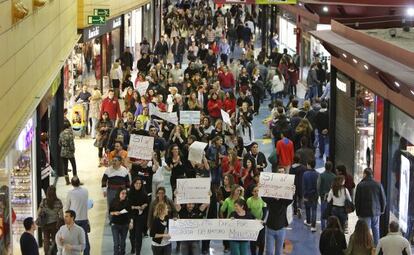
[411,90,414,95]
[363,64,369,70]
[342,53,347,58]
[407,7,414,17]
[353,59,358,64]
[394,81,401,87]
[299,2,303,6]
[322,6,329,13]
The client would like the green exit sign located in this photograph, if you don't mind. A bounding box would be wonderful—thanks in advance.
[88,15,106,25]
[94,8,110,17]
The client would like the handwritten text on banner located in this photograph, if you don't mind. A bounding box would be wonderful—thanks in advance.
[259,172,295,199]
[128,135,154,160]
[176,178,210,204]
[169,219,264,241]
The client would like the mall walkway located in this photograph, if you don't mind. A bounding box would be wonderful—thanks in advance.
[53,82,330,255]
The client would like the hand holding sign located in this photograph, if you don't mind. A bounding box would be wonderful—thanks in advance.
[259,172,295,199]
[128,134,154,160]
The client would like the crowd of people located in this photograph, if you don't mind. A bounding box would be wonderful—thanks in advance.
[19,1,412,255]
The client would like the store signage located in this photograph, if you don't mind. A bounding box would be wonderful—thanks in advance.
[88,15,106,25]
[336,78,347,93]
[16,118,34,151]
[112,17,122,29]
[94,8,110,17]
[83,16,123,42]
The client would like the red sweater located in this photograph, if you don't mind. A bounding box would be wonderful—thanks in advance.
[218,72,235,89]
[223,98,236,116]
[276,138,294,167]
[207,99,223,118]
[100,98,122,120]
[221,156,241,178]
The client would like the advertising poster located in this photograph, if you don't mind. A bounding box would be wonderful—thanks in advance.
[399,154,411,233]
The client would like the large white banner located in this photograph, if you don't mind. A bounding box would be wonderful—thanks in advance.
[128,134,154,160]
[149,103,178,125]
[169,219,264,241]
[176,178,211,204]
[221,109,232,126]
[180,111,201,125]
[259,172,295,199]
[188,141,208,164]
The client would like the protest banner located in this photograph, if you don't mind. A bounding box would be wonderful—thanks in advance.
[188,141,208,163]
[169,219,264,241]
[259,172,295,199]
[128,134,154,160]
[149,103,178,125]
[180,111,201,125]
[136,82,149,96]
[221,109,232,126]
[176,178,210,204]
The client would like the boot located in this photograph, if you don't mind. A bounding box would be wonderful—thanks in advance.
[65,175,70,185]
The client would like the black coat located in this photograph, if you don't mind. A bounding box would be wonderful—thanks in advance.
[319,229,346,255]
[355,176,386,217]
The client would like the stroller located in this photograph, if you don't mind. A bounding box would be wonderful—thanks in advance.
[70,103,88,137]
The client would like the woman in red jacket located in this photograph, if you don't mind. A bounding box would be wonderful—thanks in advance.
[207,93,223,121]
[223,91,236,118]
[221,149,241,180]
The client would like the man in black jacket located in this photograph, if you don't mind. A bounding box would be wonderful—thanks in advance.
[355,168,386,245]
[262,168,293,255]
[315,101,329,158]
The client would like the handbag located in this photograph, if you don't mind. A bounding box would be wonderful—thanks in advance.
[35,201,47,227]
[345,199,355,214]
[267,149,278,166]
[322,199,333,219]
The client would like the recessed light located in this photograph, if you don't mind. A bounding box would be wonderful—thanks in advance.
[342,53,347,58]
[411,90,414,95]
[299,2,303,6]
[363,64,369,70]
[353,59,358,64]
[323,6,329,12]
[407,7,414,17]
[394,81,401,87]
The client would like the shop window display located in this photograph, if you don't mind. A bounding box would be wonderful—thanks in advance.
[387,105,414,244]
[354,86,376,184]
[0,163,11,255]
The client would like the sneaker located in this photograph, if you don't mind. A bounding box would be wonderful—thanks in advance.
[224,249,230,253]
[304,221,311,227]
[311,227,317,232]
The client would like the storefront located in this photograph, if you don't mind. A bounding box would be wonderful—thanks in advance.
[333,70,383,185]
[278,13,297,55]
[124,1,154,59]
[386,105,414,242]
[0,114,38,254]
[75,16,123,92]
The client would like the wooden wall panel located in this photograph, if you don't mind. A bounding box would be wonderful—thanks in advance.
[0,0,78,161]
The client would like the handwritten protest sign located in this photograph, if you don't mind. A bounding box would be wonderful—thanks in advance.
[169,219,264,241]
[259,172,295,199]
[176,178,210,204]
[221,109,231,126]
[188,141,208,164]
[128,134,154,160]
[149,103,178,125]
[136,82,149,96]
[180,111,201,125]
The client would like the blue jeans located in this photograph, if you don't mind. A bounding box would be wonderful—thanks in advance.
[230,241,249,255]
[180,241,200,255]
[265,227,285,255]
[211,167,222,186]
[320,200,328,231]
[111,224,129,255]
[359,216,380,245]
[332,206,347,230]
[75,220,90,255]
[305,199,318,227]
[318,134,328,157]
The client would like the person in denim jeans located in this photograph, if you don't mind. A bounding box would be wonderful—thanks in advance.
[262,167,294,255]
[303,159,319,232]
[317,161,336,230]
[206,136,227,187]
[326,176,352,230]
[109,189,131,255]
[355,168,386,245]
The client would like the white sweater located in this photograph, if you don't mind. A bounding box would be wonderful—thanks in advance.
[271,75,285,94]
[376,232,412,255]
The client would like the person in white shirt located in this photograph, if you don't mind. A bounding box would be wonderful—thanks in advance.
[110,61,123,98]
[376,221,411,255]
[55,210,86,255]
[327,176,352,230]
[271,70,285,102]
[66,177,90,255]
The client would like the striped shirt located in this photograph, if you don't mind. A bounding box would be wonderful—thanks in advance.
[101,166,130,192]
